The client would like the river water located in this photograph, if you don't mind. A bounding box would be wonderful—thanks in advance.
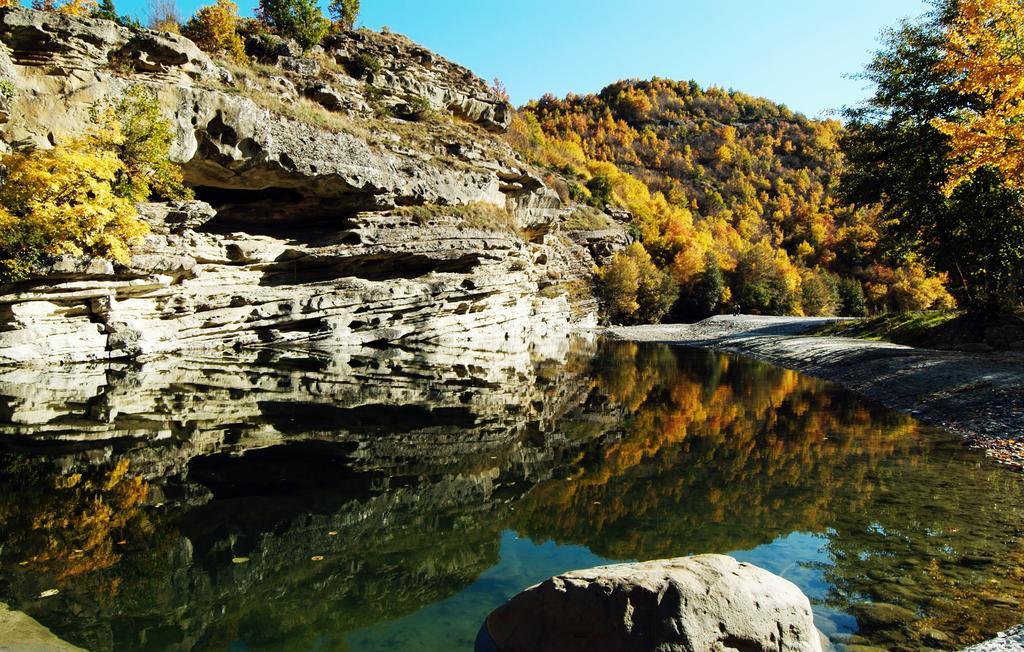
[0,339,1021,651]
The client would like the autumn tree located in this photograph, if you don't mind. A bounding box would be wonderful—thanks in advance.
[0,138,145,281]
[732,241,800,314]
[838,278,868,317]
[934,0,1024,192]
[678,250,724,319]
[146,0,181,32]
[596,242,679,324]
[327,0,359,29]
[32,0,98,14]
[183,0,247,63]
[0,86,185,282]
[800,267,840,316]
[841,1,1024,312]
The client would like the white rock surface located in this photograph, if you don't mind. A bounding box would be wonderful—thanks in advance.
[0,8,626,362]
[485,554,822,652]
[963,626,1024,652]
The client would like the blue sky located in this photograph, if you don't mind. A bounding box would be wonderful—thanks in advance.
[118,0,931,117]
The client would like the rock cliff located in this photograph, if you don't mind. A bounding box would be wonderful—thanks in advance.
[0,8,620,362]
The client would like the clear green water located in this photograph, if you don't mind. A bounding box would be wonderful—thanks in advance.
[0,340,1020,651]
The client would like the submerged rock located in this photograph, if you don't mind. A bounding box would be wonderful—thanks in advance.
[0,602,86,651]
[483,554,822,652]
[849,602,916,632]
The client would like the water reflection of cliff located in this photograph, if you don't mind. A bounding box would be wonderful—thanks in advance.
[0,338,601,651]
[0,340,1021,651]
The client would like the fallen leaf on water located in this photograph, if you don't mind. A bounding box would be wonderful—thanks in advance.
[311,555,325,562]
[116,540,127,545]
[38,589,59,598]
[232,557,250,564]
[328,531,338,537]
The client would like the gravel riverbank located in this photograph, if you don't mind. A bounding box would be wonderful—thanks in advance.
[606,315,1024,471]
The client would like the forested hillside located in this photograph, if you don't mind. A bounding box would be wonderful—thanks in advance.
[508,79,954,323]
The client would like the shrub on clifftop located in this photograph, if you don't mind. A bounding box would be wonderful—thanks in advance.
[257,0,328,51]
[327,0,358,29]
[183,0,247,63]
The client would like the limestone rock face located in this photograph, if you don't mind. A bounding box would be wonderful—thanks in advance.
[0,8,626,361]
[0,7,524,216]
[484,555,823,652]
[0,202,602,363]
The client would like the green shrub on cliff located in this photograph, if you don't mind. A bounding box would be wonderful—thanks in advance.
[327,0,358,29]
[257,0,328,51]
[91,86,191,203]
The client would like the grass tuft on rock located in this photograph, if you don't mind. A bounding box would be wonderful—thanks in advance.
[395,202,521,235]
[563,206,615,231]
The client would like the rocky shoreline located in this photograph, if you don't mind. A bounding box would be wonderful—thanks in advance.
[607,315,1024,471]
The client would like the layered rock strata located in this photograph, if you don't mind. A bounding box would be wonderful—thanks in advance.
[0,8,620,362]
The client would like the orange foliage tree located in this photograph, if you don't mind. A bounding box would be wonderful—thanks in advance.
[934,0,1024,193]
[506,78,953,321]
[182,0,248,63]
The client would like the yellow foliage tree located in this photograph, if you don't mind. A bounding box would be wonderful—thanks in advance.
[0,138,146,280]
[595,242,679,324]
[0,86,186,282]
[56,0,98,14]
[935,0,1024,192]
[182,0,248,64]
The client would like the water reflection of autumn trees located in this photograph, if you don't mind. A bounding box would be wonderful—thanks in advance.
[0,457,150,585]
[515,343,1024,649]
[515,342,923,559]
[0,343,1020,651]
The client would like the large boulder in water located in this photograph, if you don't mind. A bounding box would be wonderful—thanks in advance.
[483,554,822,652]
